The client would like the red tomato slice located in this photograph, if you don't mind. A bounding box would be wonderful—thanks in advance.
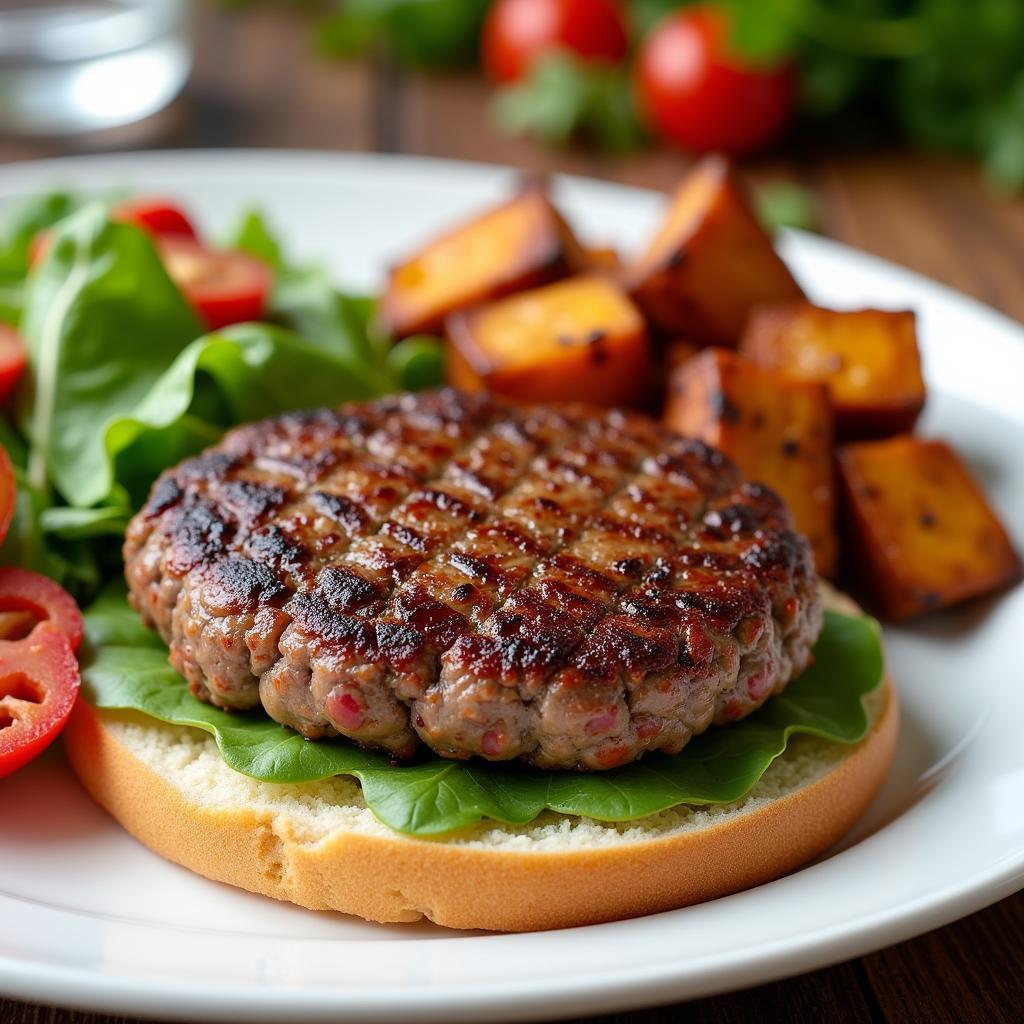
[111,198,198,240]
[0,623,80,779]
[157,237,272,330]
[0,324,28,406]
[0,445,15,548]
[0,568,84,653]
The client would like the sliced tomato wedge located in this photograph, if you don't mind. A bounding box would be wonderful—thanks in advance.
[0,623,80,779]
[0,568,84,653]
[0,445,15,547]
[157,237,272,330]
[0,325,28,406]
[111,197,198,240]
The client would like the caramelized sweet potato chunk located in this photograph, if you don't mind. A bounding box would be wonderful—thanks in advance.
[741,304,925,439]
[446,274,653,407]
[665,348,837,575]
[838,437,1022,621]
[624,156,803,345]
[582,245,622,273]
[379,184,587,338]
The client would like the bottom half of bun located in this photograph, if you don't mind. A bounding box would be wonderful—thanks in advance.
[64,670,897,932]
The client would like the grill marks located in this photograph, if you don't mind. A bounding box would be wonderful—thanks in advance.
[286,405,578,650]
[445,439,723,687]
[125,390,822,770]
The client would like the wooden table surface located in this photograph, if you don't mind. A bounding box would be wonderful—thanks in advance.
[1,6,1022,1023]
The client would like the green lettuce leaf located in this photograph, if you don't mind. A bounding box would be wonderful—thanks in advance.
[81,588,884,837]
[230,209,392,377]
[103,323,383,507]
[16,204,203,506]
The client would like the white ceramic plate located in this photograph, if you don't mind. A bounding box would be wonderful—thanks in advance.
[0,151,1022,1024]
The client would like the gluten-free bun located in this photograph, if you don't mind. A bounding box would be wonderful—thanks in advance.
[66,586,894,932]
[64,662,896,932]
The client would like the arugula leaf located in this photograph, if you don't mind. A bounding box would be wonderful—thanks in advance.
[0,192,85,325]
[315,0,489,68]
[229,208,395,380]
[387,335,446,391]
[104,323,383,507]
[0,466,106,595]
[227,209,283,268]
[82,590,884,837]
[15,204,203,506]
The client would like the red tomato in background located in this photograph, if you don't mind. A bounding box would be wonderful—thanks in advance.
[157,237,272,330]
[483,0,629,83]
[635,6,794,155]
[0,326,27,406]
[0,623,80,779]
[111,198,198,240]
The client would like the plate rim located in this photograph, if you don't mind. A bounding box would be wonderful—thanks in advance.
[0,147,1022,1023]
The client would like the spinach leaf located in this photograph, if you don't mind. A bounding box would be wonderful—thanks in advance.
[16,204,203,506]
[227,209,283,268]
[103,323,382,506]
[82,590,884,837]
[387,335,446,391]
[229,208,394,381]
[0,467,105,595]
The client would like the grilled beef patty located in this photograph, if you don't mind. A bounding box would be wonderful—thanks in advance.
[125,389,822,770]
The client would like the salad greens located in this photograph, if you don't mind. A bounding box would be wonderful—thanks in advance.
[81,590,884,836]
[0,195,444,599]
[17,205,204,505]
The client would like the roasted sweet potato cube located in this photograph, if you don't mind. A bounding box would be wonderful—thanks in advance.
[665,349,837,576]
[624,156,803,345]
[741,304,925,439]
[582,245,622,273]
[838,437,1022,621]
[446,274,653,407]
[379,184,586,338]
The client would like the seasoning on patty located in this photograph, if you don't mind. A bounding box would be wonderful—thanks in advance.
[125,389,821,770]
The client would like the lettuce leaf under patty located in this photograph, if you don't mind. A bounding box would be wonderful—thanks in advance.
[81,587,884,837]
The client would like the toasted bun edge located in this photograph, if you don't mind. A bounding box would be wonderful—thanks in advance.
[64,675,897,932]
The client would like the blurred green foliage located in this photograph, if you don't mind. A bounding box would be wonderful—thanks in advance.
[224,0,1024,189]
[316,0,489,67]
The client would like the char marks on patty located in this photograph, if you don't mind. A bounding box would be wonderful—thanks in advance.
[124,389,821,770]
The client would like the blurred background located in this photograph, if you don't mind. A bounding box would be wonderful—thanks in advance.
[0,0,1022,324]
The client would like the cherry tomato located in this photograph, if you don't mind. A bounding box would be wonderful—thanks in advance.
[483,0,628,84]
[0,623,80,779]
[29,196,198,269]
[0,445,14,547]
[111,198,198,240]
[0,325,28,407]
[0,568,84,653]
[635,6,794,155]
[156,237,272,331]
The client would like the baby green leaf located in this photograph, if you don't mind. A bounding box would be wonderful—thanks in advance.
[82,589,885,837]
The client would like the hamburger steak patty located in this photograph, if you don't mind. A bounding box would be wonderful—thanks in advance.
[125,389,822,770]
